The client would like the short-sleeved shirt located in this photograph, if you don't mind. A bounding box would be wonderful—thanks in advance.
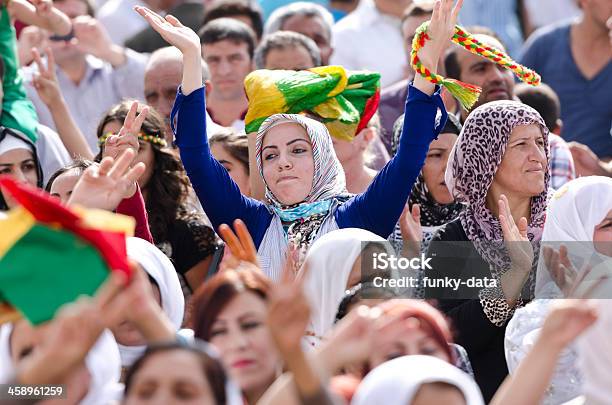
[520,22,612,158]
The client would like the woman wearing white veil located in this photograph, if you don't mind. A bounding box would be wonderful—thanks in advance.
[505,176,612,404]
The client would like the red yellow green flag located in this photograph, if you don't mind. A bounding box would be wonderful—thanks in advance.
[244,66,381,141]
[0,176,134,325]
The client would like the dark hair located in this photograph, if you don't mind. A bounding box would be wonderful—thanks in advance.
[45,158,95,192]
[401,1,434,25]
[515,83,561,132]
[254,30,321,69]
[198,18,257,60]
[202,0,264,40]
[444,26,505,81]
[335,281,397,322]
[124,341,228,404]
[209,128,250,174]
[191,268,271,340]
[95,101,193,242]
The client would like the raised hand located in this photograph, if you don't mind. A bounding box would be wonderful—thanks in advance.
[68,149,145,211]
[267,259,311,357]
[17,272,128,385]
[316,305,378,373]
[31,47,62,107]
[539,300,598,352]
[108,263,176,342]
[69,15,126,67]
[399,203,422,258]
[102,101,148,162]
[419,0,463,67]
[499,194,534,272]
[542,245,578,297]
[134,6,200,56]
[17,26,47,66]
[218,219,260,270]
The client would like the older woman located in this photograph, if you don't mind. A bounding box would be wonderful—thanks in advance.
[135,1,456,279]
[424,99,551,401]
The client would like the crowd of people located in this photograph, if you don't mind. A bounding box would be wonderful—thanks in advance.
[0,0,611,404]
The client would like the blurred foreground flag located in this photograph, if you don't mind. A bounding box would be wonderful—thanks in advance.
[0,176,134,325]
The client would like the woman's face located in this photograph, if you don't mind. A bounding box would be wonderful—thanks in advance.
[593,209,612,257]
[261,123,314,205]
[369,317,450,369]
[124,349,216,404]
[49,168,82,203]
[422,133,458,205]
[101,121,155,189]
[491,124,547,198]
[0,148,38,208]
[111,277,162,346]
[209,291,279,395]
[210,143,251,196]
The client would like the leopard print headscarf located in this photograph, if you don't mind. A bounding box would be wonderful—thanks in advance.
[445,100,550,325]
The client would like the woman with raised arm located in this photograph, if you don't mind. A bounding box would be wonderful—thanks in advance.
[135,0,461,278]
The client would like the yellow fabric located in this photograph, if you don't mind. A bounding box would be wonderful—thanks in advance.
[0,207,35,257]
[73,206,136,236]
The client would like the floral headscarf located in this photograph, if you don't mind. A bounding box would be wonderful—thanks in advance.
[445,100,550,325]
[255,114,350,264]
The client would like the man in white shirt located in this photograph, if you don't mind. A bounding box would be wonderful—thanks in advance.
[331,0,411,88]
[22,0,147,152]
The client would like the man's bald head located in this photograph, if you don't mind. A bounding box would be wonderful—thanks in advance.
[144,47,210,133]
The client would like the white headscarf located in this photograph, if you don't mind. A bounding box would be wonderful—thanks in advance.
[0,324,14,383]
[535,176,612,297]
[0,324,122,404]
[506,177,612,405]
[0,134,32,156]
[577,283,612,405]
[119,238,185,367]
[82,329,123,405]
[352,355,484,405]
[301,228,397,346]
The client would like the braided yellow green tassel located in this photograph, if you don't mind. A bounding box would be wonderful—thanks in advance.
[411,22,541,110]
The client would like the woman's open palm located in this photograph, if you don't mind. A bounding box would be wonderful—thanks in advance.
[134,6,200,55]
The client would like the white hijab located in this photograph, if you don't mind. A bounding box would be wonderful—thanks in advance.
[119,238,185,367]
[0,323,122,404]
[577,283,612,405]
[535,176,612,298]
[352,355,484,405]
[301,228,397,347]
[506,177,612,404]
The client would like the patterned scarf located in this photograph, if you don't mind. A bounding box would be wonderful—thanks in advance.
[445,101,550,325]
[255,114,349,263]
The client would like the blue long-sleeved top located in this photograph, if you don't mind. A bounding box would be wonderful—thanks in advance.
[171,82,447,248]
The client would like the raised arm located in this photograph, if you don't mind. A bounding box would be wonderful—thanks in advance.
[335,0,461,237]
[135,6,271,245]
